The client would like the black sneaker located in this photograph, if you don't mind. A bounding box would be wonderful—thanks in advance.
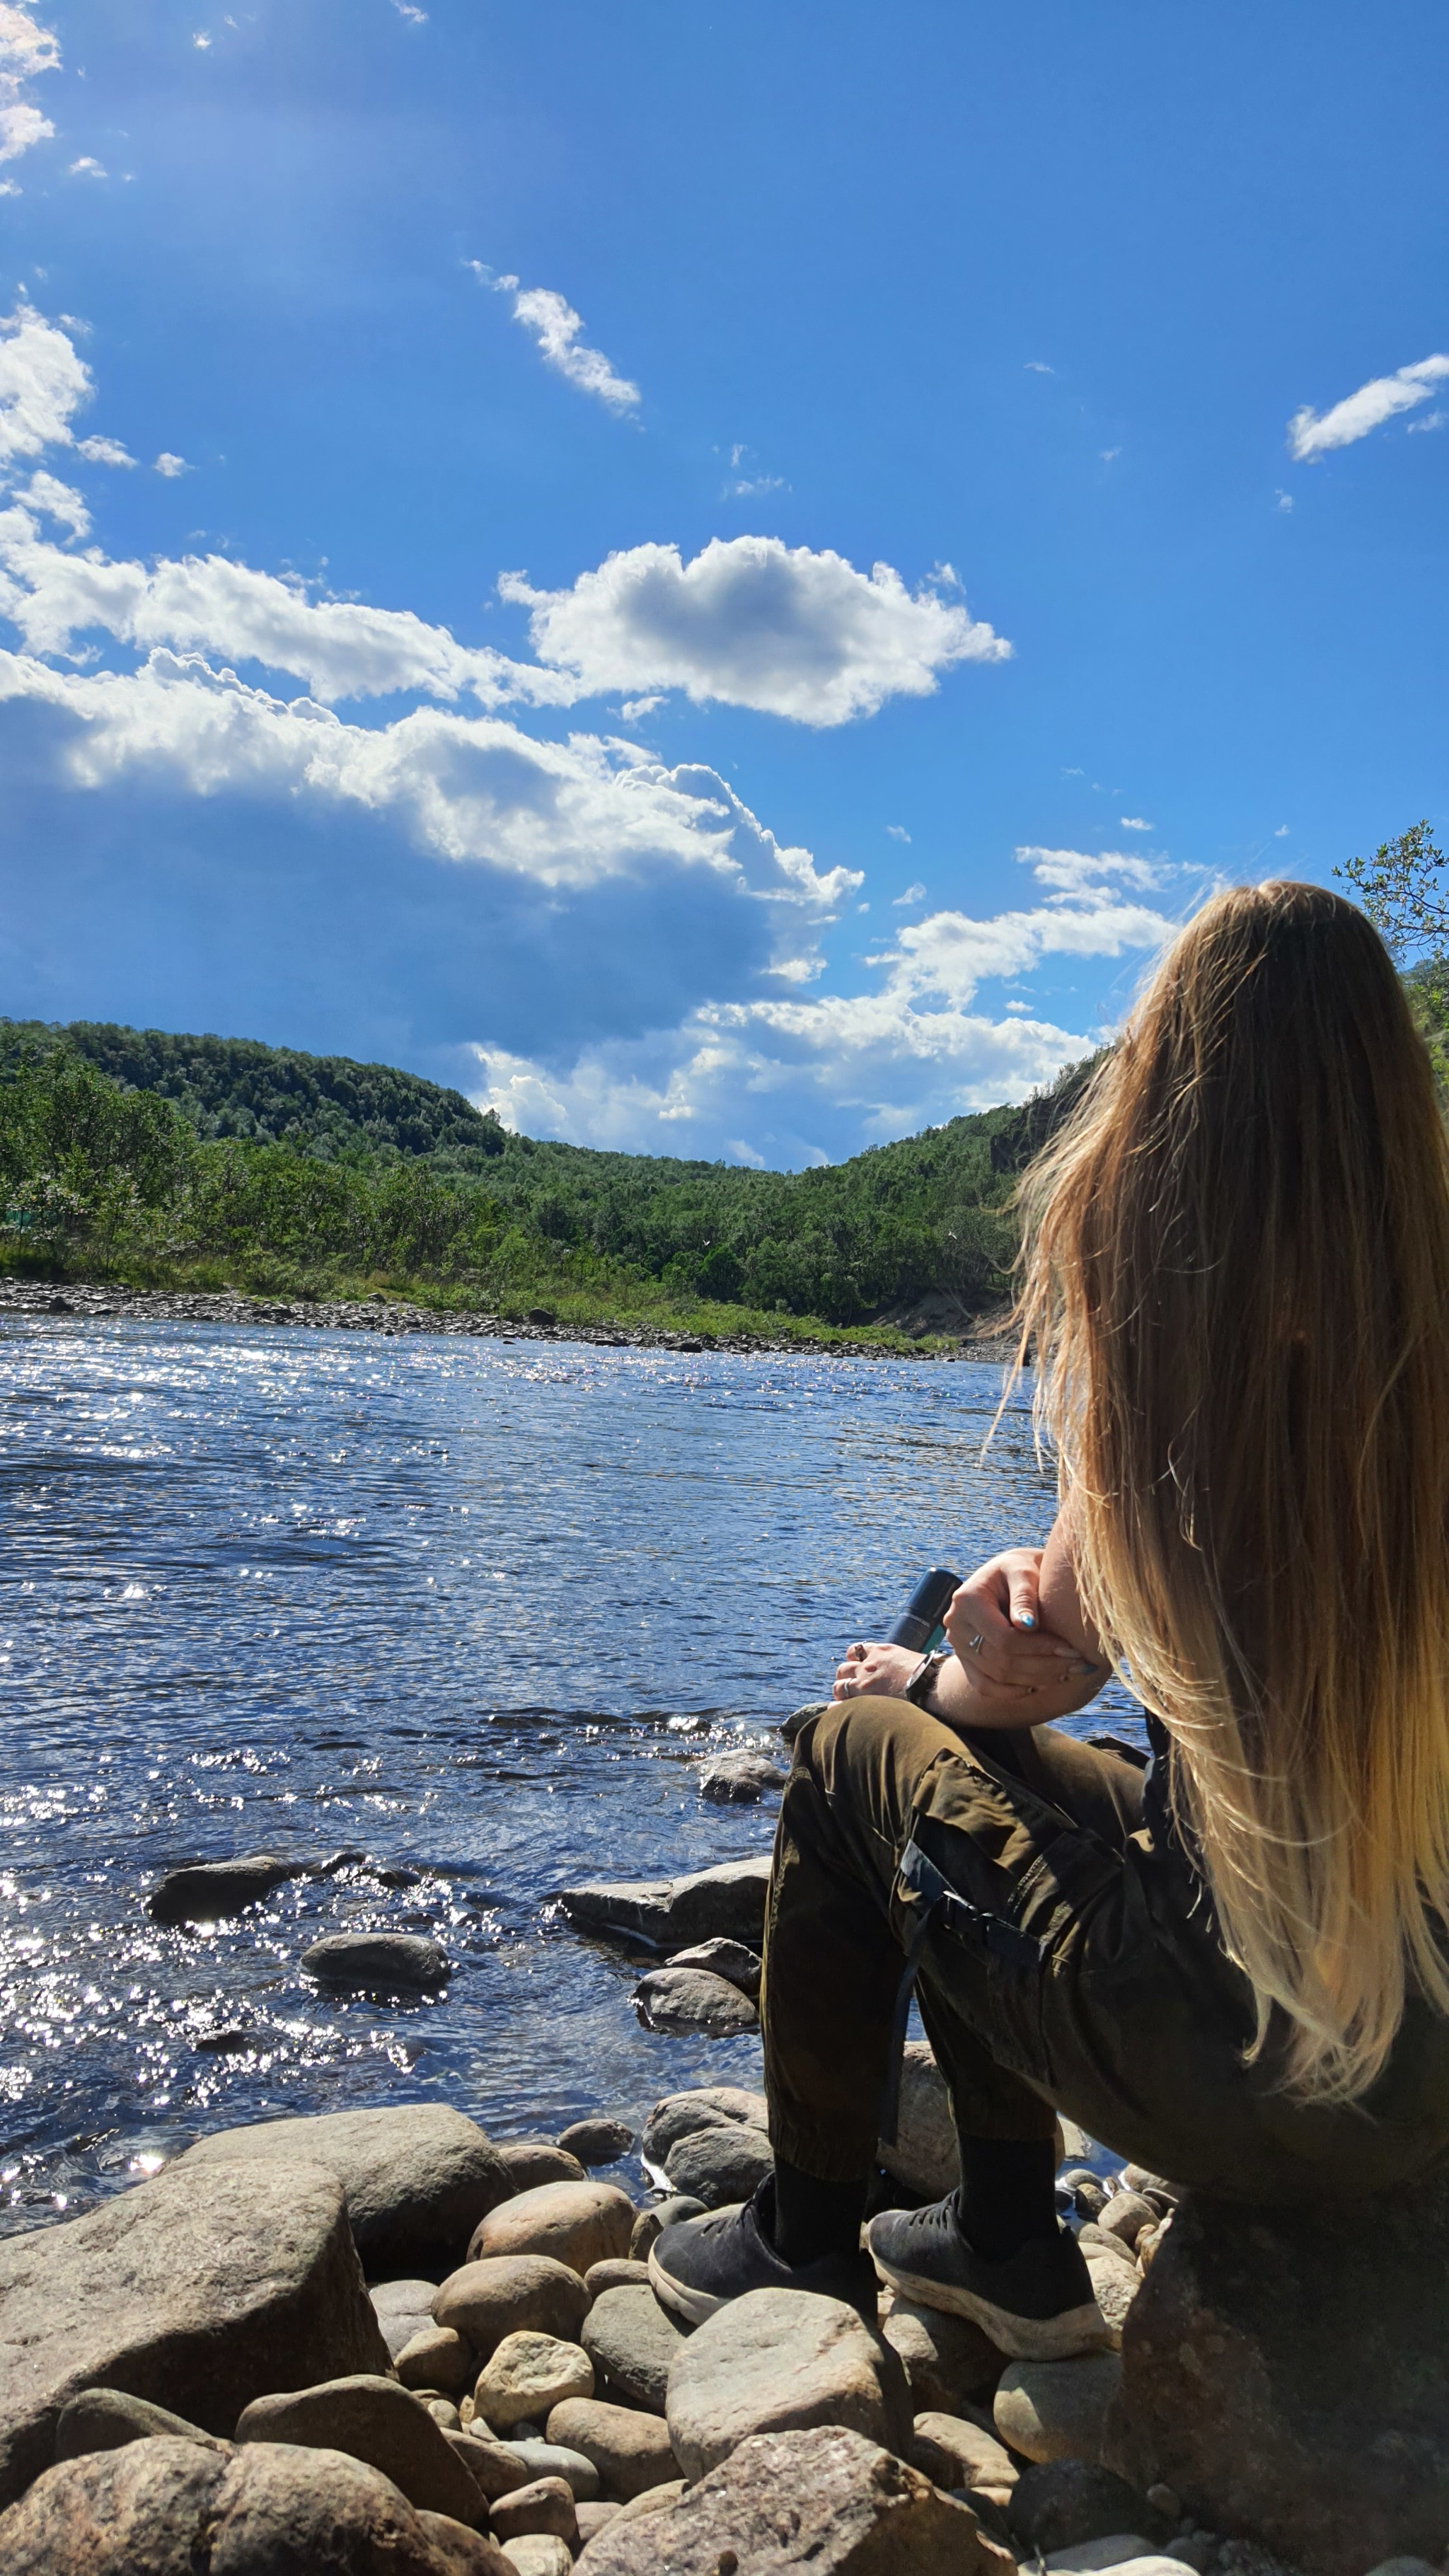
[867,2195,1109,2359]
[649,2179,879,2328]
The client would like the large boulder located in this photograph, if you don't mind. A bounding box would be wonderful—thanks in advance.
[995,2355,1121,2466]
[302,1933,452,1989]
[640,2084,768,2166]
[0,2158,388,2510]
[664,2287,911,2480]
[179,2104,514,2273]
[572,2425,1014,2574]
[877,2039,959,2197]
[0,2435,511,2573]
[1105,2179,1449,2576]
[237,2373,486,2522]
[557,1854,771,1949]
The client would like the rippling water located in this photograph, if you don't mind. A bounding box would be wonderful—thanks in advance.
[0,1317,1140,2235]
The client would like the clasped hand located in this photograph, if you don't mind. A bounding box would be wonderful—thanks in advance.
[831,1547,1091,1706]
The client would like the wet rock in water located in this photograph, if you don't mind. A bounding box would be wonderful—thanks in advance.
[474,2332,594,2433]
[490,2473,578,2548]
[435,2255,591,2360]
[147,1853,304,1926]
[504,2438,599,2500]
[1010,2460,1167,2555]
[301,1930,451,1988]
[1098,2191,1158,2252]
[571,2425,1013,2575]
[908,2408,1019,2495]
[556,1854,771,1950]
[584,2258,650,2294]
[664,2287,910,2481]
[662,2119,773,2207]
[54,2386,226,2461]
[877,2037,959,2197]
[1105,2176,1449,2576]
[468,2183,635,2279]
[0,2157,388,2511]
[558,2118,635,2167]
[633,1963,758,2035]
[995,2354,1122,2467]
[180,2105,513,2275]
[545,2397,680,2501]
[237,2372,486,2523]
[696,1750,788,1803]
[663,1936,763,1999]
[396,2323,475,2396]
[879,2293,1006,2413]
[582,2284,687,2415]
[0,2437,504,2575]
[640,2084,768,2166]
[496,2139,588,2193]
[627,2195,704,2259]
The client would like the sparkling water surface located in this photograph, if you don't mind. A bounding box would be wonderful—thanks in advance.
[0,1318,1141,2234]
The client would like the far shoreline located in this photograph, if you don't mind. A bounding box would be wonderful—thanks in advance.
[0,1278,1022,1367]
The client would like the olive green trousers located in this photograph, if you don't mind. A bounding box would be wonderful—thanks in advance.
[761,1696,1449,2205]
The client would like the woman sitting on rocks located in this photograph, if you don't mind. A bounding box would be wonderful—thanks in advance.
[652,879,1449,2360]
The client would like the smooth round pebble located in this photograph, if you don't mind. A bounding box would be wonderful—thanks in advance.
[475,2330,594,2432]
[504,2439,600,2501]
[496,2537,572,2576]
[496,2139,588,2193]
[558,2117,635,2166]
[469,2181,636,2277]
[435,2255,590,2360]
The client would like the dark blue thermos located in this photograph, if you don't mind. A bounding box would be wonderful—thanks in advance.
[884,1566,962,1653]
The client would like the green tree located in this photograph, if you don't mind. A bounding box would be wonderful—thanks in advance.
[1339,821,1449,1085]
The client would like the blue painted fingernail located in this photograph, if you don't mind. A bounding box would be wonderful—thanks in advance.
[1020,1613,1037,1629]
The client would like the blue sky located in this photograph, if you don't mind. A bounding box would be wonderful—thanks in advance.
[0,0,1444,1166]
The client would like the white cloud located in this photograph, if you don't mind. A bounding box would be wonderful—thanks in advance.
[1288,354,1449,461]
[1275,490,1293,512]
[892,881,925,906]
[468,265,639,413]
[74,433,135,466]
[153,451,190,476]
[1119,814,1152,830]
[1024,361,1053,375]
[17,466,87,535]
[500,536,1010,727]
[192,30,211,45]
[886,823,911,843]
[0,4,57,169]
[0,304,96,464]
[393,1,427,20]
[1407,409,1445,437]
[1020,843,1168,897]
[68,154,105,177]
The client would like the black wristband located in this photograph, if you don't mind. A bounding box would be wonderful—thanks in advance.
[904,1650,949,1709]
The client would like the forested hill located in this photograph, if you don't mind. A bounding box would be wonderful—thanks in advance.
[0,1015,1096,1329]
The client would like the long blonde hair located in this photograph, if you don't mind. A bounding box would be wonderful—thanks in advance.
[1017,881,1449,2103]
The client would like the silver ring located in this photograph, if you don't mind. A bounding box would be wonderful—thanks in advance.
[967,1631,985,1653]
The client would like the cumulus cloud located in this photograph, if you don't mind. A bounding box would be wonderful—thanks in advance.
[0,2,57,169]
[75,434,136,467]
[16,466,87,535]
[500,536,1010,727]
[153,451,190,476]
[0,303,96,463]
[1119,815,1152,831]
[68,154,105,177]
[468,264,639,412]
[1288,354,1449,461]
[886,823,911,843]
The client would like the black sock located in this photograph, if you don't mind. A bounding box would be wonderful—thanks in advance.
[768,2159,870,2265]
[955,2135,1060,2263]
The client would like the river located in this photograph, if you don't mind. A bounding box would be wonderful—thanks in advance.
[0,1316,1141,2236]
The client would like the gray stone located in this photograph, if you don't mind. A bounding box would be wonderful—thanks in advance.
[879,2293,1006,2414]
[0,2437,504,2574]
[496,2139,588,2193]
[237,2371,486,2522]
[662,2120,773,2207]
[995,2355,1122,2466]
[490,2473,577,2547]
[1010,2461,1167,2555]
[664,1936,763,1998]
[697,1751,787,1803]
[468,2183,636,2277]
[558,2118,634,2166]
[474,2332,594,2432]
[181,2105,512,2274]
[908,2408,1018,2494]
[443,2430,538,2502]
[575,2500,623,2544]
[1085,2251,1138,2348]
[640,2084,768,2165]
[545,2398,681,2502]
[54,2386,226,2461]
[633,1964,759,2034]
[427,2399,464,2431]
[572,2424,1013,2575]
[0,2156,388,2512]
[582,2284,687,2415]
[628,2195,704,2259]
[301,1931,451,1987]
[1099,2192,1157,2251]
[504,2438,600,2500]
[148,1853,303,1925]
[556,1853,771,1949]
[877,2037,959,2197]
[397,2323,475,2395]
[1105,2178,1449,2576]
[664,2286,910,2480]
[435,2255,591,2358]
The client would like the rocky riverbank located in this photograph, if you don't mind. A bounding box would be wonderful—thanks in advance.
[0,1277,1018,1363]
